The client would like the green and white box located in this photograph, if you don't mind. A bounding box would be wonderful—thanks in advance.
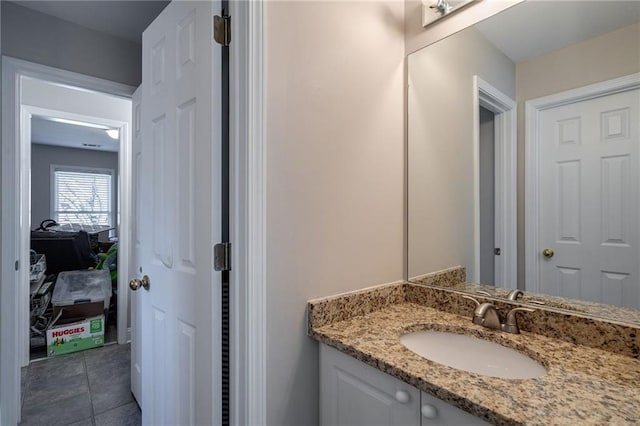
[46,315,105,357]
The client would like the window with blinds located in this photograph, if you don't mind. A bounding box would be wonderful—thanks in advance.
[52,168,113,226]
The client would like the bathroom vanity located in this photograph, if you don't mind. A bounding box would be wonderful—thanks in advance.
[311,1,640,424]
[308,276,640,425]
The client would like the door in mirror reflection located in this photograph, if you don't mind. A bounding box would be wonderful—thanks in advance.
[536,88,639,308]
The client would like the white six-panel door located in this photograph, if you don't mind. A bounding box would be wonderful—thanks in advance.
[538,88,639,307]
[138,1,222,424]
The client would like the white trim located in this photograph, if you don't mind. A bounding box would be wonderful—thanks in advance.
[472,76,517,288]
[2,58,23,425]
[3,57,134,98]
[1,57,134,425]
[230,1,266,425]
[525,73,640,294]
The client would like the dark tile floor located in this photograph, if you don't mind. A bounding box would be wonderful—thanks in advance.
[21,343,141,426]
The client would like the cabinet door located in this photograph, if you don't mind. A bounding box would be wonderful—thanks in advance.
[320,345,421,426]
[420,391,489,425]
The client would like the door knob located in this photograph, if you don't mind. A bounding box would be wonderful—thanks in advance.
[129,275,151,291]
[421,404,438,419]
[542,248,554,258]
[394,390,411,404]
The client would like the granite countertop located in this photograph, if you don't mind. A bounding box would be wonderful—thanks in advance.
[410,266,640,326]
[309,301,640,425]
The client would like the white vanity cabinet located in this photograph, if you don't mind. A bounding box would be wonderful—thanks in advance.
[320,344,421,426]
[320,344,488,426]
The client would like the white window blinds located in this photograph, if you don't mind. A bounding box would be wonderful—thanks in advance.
[53,168,113,226]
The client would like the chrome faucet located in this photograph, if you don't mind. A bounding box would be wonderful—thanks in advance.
[462,296,534,334]
[507,289,524,300]
[470,301,502,330]
[506,289,546,306]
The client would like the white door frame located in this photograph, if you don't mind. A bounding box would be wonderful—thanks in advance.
[524,72,640,294]
[473,76,517,288]
[1,56,134,425]
[230,1,267,424]
[2,1,269,422]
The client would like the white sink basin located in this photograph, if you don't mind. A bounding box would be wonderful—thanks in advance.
[400,330,547,379]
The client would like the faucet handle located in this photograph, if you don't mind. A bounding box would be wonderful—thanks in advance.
[502,307,535,334]
[462,295,480,306]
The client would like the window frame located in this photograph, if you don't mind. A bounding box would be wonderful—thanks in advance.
[50,164,115,227]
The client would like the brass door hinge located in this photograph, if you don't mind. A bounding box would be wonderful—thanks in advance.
[214,15,231,47]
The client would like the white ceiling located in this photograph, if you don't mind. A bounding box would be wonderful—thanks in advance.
[11,0,169,43]
[477,1,640,63]
[31,116,120,153]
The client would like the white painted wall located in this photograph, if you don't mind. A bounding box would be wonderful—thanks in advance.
[264,1,405,424]
[407,27,515,280]
[1,1,141,86]
[515,22,640,287]
[30,144,118,230]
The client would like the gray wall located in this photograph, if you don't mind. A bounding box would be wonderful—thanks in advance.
[1,1,141,86]
[31,144,118,231]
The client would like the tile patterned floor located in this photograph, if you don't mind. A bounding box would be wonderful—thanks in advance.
[21,343,140,426]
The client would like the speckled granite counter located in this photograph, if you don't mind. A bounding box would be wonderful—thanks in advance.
[410,266,640,326]
[308,284,640,425]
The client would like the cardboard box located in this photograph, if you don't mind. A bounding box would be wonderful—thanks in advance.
[52,301,105,322]
[46,315,104,357]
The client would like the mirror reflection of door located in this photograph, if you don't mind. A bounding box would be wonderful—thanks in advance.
[479,106,495,284]
[535,87,640,308]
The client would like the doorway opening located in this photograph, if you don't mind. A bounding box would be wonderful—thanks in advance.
[17,75,132,362]
[1,57,136,424]
[478,106,496,284]
[29,113,122,360]
[473,75,517,288]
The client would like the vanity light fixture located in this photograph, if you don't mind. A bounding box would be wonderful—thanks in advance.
[422,0,476,27]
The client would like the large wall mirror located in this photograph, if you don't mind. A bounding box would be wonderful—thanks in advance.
[408,1,640,319]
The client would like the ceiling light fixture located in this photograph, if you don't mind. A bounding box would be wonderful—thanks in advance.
[106,129,120,140]
[45,116,111,130]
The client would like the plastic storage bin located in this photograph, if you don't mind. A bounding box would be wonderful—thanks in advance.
[30,253,47,283]
[52,270,112,320]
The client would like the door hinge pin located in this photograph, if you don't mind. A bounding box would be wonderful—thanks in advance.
[213,15,231,47]
[214,242,232,272]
